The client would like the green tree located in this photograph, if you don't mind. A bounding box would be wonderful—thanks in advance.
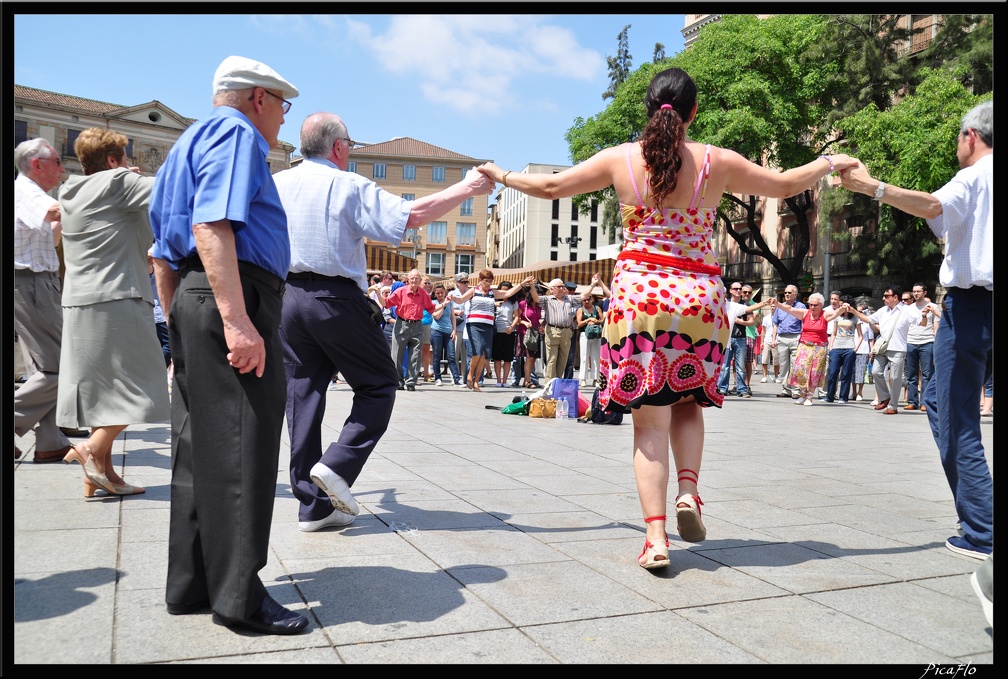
[810,15,917,133]
[919,14,993,95]
[835,68,984,283]
[602,25,632,101]
[652,42,666,62]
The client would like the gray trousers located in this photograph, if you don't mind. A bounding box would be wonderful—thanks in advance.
[775,334,800,396]
[13,270,70,451]
[872,350,906,404]
[390,318,424,387]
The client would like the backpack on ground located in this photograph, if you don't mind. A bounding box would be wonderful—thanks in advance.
[584,387,624,424]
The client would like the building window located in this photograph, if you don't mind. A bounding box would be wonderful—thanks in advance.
[590,225,598,249]
[401,193,415,202]
[550,250,558,261]
[428,221,447,244]
[589,252,597,261]
[125,138,134,159]
[456,253,474,274]
[373,163,386,179]
[571,202,579,221]
[403,164,416,181]
[15,120,28,146]
[590,200,598,222]
[66,129,81,157]
[551,224,559,246]
[456,222,476,246]
[460,197,474,216]
[552,199,559,220]
[570,224,578,243]
[432,166,445,182]
[348,161,357,173]
[427,252,445,276]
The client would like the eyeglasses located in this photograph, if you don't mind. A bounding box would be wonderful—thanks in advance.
[339,137,357,150]
[250,89,292,114]
[883,293,894,298]
[785,291,795,295]
[901,298,912,303]
[730,287,741,291]
[38,156,63,166]
[808,303,822,307]
[741,290,752,295]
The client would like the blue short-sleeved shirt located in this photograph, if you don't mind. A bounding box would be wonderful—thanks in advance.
[149,106,290,279]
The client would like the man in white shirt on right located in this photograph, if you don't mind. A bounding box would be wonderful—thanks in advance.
[842,99,992,562]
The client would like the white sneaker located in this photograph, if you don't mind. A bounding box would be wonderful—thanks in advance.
[298,509,355,532]
[803,398,813,406]
[309,462,359,516]
[435,379,443,386]
[870,399,879,406]
[855,395,863,401]
[760,377,767,383]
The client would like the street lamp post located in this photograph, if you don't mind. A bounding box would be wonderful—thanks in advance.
[560,236,582,261]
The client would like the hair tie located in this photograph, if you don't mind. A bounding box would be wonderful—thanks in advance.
[660,104,673,110]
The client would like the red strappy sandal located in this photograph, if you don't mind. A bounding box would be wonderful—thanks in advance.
[675,469,706,543]
[639,515,670,570]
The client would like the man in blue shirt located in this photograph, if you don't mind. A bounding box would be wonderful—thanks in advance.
[149,56,308,635]
[771,284,807,399]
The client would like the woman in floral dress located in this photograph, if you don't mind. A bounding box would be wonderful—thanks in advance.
[478,68,854,570]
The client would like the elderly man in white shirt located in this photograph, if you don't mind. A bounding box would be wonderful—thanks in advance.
[13,138,73,463]
[849,286,917,414]
[273,111,493,533]
[842,99,992,562]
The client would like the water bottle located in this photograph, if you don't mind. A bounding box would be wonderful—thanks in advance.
[521,389,528,402]
[556,397,565,419]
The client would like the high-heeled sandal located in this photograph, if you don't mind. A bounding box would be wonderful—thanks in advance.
[638,515,669,570]
[66,443,119,496]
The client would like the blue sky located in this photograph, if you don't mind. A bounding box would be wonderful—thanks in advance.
[13,11,686,175]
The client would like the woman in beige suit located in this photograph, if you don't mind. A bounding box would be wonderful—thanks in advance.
[57,128,170,497]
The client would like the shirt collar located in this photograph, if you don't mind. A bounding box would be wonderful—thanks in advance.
[212,106,269,157]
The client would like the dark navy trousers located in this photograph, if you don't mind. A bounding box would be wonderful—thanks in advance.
[280,278,398,523]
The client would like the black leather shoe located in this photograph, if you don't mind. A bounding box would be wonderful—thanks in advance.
[406,385,416,391]
[167,599,210,615]
[212,595,309,635]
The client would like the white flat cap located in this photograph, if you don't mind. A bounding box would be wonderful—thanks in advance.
[212,55,299,100]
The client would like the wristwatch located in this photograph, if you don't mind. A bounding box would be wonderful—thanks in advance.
[874,181,886,201]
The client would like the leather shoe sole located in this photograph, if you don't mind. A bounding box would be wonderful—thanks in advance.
[309,462,359,516]
[882,408,898,415]
[60,426,91,438]
[167,599,211,615]
[903,405,917,411]
[212,595,308,635]
[873,400,891,410]
[34,445,72,463]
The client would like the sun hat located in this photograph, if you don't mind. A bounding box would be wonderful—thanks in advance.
[212,55,299,100]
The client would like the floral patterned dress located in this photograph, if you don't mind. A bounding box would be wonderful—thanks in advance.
[599,144,730,413]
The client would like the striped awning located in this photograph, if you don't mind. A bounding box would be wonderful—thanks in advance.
[459,258,619,288]
[365,243,417,276]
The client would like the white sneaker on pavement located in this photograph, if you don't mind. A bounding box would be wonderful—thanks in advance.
[309,462,359,516]
[298,509,355,532]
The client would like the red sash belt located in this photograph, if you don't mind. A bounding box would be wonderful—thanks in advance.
[617,249,722,276]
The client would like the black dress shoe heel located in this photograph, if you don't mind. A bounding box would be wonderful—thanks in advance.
[212,595,309,635]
